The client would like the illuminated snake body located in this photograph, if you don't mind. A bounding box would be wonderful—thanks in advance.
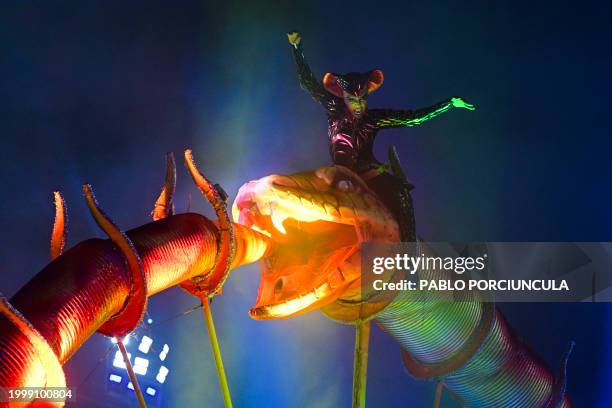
[233,165,572,408]
[0,155,570,407]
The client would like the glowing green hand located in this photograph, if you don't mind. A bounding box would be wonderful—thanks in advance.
[451,97,475,110]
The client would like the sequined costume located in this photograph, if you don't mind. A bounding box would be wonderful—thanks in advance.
[290,41,466,242]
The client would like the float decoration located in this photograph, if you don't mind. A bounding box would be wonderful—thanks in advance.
[82,184,149,407]
[178,151,236,408]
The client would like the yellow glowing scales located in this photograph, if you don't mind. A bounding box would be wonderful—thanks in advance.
[232,165,399,320]
[233,165,401,407]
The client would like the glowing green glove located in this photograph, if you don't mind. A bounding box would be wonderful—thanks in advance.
[451,97,476,110]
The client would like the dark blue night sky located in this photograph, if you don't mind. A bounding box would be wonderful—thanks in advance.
[0,1,610,406]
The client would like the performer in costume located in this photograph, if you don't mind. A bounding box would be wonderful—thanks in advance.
[287,31,475,241]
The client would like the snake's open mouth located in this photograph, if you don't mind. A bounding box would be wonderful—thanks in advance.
[233,166,399,320]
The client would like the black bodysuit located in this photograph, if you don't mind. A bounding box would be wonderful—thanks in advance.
[291,43,457,242]
[292,44,456,174]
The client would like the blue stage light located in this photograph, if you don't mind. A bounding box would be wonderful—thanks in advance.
[155,366,169,384]
[109,374,122,383]
[105,316,169,403]
[159,343,169,361]
[138,335,152,353]
[133,356,149,375]
[112,350,131,369]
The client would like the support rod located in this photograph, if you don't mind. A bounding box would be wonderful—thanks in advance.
[117,339,147,408]
[433,382,443,408]
[201,295,233,408]
[352,320,371,408]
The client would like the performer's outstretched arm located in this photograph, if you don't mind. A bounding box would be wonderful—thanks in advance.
[287,32,331,106]
[370,97,475,128]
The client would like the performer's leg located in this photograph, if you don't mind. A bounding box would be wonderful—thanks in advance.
[365,173,416,243]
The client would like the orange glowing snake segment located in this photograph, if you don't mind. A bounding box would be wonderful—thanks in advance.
[83,184,148,339]
[0,151,272,398]
[180,149,235,297]
[50,191,67,261]
[0,296,66,406]
[152,152,177,221]
[232,165,399,319]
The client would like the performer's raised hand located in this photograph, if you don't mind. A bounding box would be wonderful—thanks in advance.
[451,97,476,110]
[287,31,301,48]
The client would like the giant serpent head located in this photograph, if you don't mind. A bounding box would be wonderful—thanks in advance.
[233,166,399,319]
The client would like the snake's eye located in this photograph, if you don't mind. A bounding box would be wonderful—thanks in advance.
[337,179,357,192]
[274,277,285,294]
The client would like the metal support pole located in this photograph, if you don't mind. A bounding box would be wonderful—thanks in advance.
[117,339,147,408]
[352,320,371,408]
[201,296,233,408]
